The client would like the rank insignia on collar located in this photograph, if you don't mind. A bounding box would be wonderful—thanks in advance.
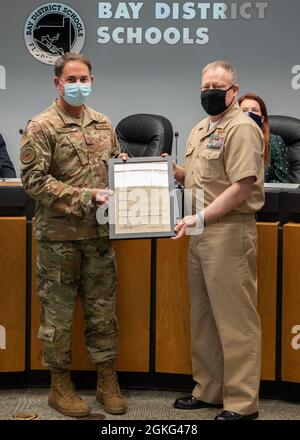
[207,129,225,149]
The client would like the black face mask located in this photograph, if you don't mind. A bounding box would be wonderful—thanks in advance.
[201,85,234,116]
[246,111,263,128]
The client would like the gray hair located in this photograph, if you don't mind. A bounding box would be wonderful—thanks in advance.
[202,61,238,83]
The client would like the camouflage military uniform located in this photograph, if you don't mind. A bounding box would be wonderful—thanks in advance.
[20,100,120,369]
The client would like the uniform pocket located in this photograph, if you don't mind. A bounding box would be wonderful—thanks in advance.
[55,128,88,175]
[201,149,222,160]
[185,144,195,157]
[99,147,110,163]
[84,125,112,149]
[38,263,61,283]
[94,126,112,147]
[184,144,196,172]
[200,148,223,178]
[38,325,55,342]
[37,242,62,284]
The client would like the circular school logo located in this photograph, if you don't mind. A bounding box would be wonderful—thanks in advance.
[24,3,85,65]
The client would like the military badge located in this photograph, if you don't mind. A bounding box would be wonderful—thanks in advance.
[207,129,225,149]
[20,146,36,164]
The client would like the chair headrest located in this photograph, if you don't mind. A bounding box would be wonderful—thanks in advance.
[116,113,173,157]
[269,115,300,145]
[269,115,300,183]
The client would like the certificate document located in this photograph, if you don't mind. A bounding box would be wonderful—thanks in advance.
[108,157,175,239]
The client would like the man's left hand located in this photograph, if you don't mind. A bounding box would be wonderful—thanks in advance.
[118,152,128,161]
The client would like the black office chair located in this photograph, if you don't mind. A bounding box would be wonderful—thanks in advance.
[116,113,173,157]
[269,115,300,183]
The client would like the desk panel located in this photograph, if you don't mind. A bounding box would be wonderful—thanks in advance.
[282,223,300,382]
[256,222,279,381]
[0,217,26,372]
[156,237,192,374]
[114,240,151,372]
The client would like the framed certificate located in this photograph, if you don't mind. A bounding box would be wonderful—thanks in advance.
[108,156,175,239]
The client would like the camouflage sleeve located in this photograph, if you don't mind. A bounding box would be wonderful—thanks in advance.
[111,127,120,158]
[20,121,93,218]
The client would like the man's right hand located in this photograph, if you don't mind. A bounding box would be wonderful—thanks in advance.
[92,188,114,204]
[160,153,185,183]
[172,215,197,240]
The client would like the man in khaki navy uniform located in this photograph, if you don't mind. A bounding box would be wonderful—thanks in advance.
[172,61,264,420]
[20,52,128,418]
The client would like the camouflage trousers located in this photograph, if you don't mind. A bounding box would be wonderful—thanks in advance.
[36,237,118,370]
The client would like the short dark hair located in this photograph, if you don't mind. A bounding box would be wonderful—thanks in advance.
[54,52,92,77]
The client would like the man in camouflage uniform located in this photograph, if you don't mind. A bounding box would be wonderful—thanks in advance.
[20,52,127,417]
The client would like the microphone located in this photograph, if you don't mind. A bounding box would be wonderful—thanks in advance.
[173,131,182,220]
[174,131,179,164]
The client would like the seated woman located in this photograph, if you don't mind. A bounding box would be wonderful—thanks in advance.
[0,134,16,178]
[238,93,289,183]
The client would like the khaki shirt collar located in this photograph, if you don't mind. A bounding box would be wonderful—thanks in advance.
[197,102,242,140]
[52,100,103,127]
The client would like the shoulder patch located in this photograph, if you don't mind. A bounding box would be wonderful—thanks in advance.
[21,146,36,164]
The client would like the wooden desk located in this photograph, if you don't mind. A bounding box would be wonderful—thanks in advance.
[256,222,278,380]
[282,223,300,382]
[156,236,191,374]
[0,217,26,372]
[0,185,298,397]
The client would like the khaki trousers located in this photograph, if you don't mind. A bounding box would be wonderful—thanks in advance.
[188,215,261,415]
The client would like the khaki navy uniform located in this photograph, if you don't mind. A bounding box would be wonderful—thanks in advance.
[184,103,264,415]
[20,100,120,370]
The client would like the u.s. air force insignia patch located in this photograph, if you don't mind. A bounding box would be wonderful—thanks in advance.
[21,146,36,164]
